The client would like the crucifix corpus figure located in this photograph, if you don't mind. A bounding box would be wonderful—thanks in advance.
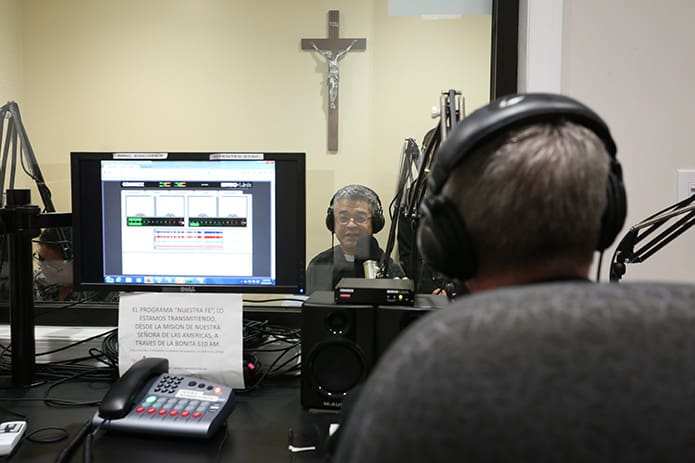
[301,10,367,151]
[311,39,358,110]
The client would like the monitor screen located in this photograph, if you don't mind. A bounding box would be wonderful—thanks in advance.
[70,152,306,294]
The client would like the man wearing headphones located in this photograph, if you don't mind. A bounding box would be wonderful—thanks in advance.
[306,184,405,294]
[34,227,77,301]
[331,93,627,462]
[417,92,626,293]
[34,227,118,302]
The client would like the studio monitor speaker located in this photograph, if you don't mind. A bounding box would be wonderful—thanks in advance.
[301,292,437,411]
[301,292,375,410]
[375,305,432,358]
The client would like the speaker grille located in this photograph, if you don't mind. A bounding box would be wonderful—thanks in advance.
[310,342,365,395]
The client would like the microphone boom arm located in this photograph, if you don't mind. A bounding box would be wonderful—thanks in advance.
[610,194,695,282]
[0,101,56,212]
[381,138,420,277]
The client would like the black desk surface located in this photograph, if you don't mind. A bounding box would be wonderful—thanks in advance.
[0,376,333,462]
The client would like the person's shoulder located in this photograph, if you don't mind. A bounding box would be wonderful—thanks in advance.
[34,271,57,301]
[308,247,337,266]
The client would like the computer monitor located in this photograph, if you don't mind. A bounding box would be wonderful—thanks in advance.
[70,152,306,294]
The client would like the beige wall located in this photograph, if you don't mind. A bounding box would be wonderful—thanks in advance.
[562,0,695,283]
[0,0,33,192]
[15,0,691,285]
[0,0,21,102]
[11,0,490,264]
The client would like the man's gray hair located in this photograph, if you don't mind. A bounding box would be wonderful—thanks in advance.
[332,184,381,215]
[442,121,610,271]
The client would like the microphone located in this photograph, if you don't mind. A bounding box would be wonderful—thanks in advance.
[354,235,383,278]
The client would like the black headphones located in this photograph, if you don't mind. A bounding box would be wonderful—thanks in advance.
[417,93,627,281]
[325,184,385,234]
[37,227,73,261]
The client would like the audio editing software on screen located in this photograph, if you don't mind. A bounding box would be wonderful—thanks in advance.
[99,159,277,286]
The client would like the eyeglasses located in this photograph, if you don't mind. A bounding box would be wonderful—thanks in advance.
[32,252,65,273]
[336,214,372,225]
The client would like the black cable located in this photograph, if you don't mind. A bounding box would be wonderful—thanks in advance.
[243,298,306,304]
[92,330,118,369]
[268,352,301,376]
[102,330,118,360]
[381,139,417,277]
[243,321,301,351]
[35,365,114,384]
[33,293,113,321]
[244,320,301,338]
[26,426,69,444]
[83,422,101,463]
[0,325,117,385]
[35,329,117,359]
[246,342,299,353]
[595,250,604,282]
[243,321,301,380]
[237,345,294,393]
[214,427,229,463]
[86,348,116,369]
[42,369,111,408]
[1,426,69,463]
[53,420,91,463]
[258,325,301,338]
[243,320,271,348]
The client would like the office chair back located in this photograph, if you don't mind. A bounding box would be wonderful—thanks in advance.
[333,282,695,463]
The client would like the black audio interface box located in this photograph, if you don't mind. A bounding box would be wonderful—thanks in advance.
[334,278,415,306]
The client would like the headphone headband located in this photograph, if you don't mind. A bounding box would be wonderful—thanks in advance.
[417,92,627,281]
[428,93,618,195]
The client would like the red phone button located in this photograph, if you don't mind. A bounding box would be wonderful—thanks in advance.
[158,409,167,416]
[181,411,190,417]
[135,407,145,414]
[192,411,202,419]
[169,410,178,417]
[147,408,156,414]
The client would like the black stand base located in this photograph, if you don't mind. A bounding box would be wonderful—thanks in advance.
[1,189,71,386]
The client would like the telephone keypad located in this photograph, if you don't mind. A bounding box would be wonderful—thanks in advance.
[155,375,183,394]
[95,372,235,438]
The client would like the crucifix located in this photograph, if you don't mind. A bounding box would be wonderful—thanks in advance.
[302,10,366,151]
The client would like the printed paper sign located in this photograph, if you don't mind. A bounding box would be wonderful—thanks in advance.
[118,292,245,388]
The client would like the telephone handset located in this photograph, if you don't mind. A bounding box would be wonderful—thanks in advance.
[99,357,169,420]
[93,357,236,438]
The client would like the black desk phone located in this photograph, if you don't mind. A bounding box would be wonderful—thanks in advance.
[93,358,235,438]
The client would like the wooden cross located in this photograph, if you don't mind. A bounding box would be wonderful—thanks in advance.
[302,10,366,151]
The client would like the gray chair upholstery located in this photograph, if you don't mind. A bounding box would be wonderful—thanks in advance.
[333,282,695,463]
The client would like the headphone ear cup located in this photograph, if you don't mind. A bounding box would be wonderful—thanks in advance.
[371,208,385,234]
[417,195,477,281]
[325,207,335,233]
[597,164,627,251]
